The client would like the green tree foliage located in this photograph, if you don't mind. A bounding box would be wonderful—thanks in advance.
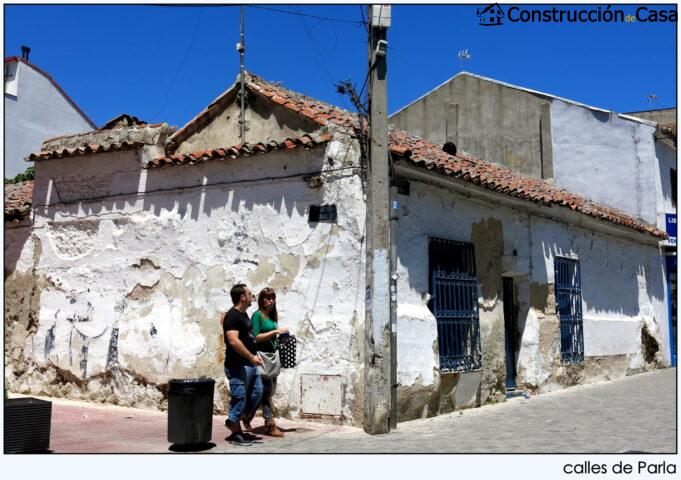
[5,166,35,184]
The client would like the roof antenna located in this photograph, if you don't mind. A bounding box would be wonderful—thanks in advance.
[237,6,246,144]
[646,94,658,108]
[21,45,30,61]
[457,48,471,70]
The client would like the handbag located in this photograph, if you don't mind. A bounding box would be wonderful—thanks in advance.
[279,334,297,368]
[257,350,281,379]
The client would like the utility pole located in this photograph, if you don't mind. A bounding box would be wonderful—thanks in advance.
[364,4,392,435]
[237,5,246,144]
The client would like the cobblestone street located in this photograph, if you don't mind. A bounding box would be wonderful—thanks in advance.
[24,368,676,454]
[214,368,677,453]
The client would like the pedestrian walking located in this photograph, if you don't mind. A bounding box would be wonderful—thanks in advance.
[222,283,263,447]
[250,287,287,437]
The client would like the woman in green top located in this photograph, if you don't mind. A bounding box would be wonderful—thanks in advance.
[251,287,288,437]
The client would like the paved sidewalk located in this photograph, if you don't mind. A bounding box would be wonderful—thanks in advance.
[10,368,677,453]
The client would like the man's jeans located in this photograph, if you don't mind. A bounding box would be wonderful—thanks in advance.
[225,364,263,424]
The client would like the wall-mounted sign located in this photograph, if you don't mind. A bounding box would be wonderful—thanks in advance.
[665,213,677,246]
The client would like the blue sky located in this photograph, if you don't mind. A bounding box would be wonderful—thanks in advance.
[4,4,677,129]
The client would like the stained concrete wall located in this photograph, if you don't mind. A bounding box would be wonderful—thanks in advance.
[550,100,660,225]
[390,73,552,179]
[4,60,93,178]
[175,91,320,155]
[393,177,669,421]
[5,137,368,423]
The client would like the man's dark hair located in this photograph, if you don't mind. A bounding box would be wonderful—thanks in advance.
[230,283,247,305]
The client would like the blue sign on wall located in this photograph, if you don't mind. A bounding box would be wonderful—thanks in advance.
[666,213,677,245]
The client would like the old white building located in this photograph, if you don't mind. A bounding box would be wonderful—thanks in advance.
[390,72,672,232]
[4,72,671,427]
[4,51,95,178]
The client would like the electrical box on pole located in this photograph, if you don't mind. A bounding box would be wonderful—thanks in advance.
[370,5,391,27]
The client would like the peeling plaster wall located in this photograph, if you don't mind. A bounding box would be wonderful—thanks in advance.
[6,137,367,423]
[393,179,669,421]
[551,100,659,225]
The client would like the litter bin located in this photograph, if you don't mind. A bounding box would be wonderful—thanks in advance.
[167,378,215,446]
[4,397,52,453]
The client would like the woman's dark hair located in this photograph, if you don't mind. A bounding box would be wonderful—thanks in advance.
[257,287,278,323]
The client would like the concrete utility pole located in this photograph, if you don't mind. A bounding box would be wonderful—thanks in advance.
[238,5,246,144]
[364,4,392,435]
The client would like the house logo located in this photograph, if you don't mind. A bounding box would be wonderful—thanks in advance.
[477,3,505,26]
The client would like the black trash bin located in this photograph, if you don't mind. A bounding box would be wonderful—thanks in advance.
[4,397,52,453]
[167,378,215,446]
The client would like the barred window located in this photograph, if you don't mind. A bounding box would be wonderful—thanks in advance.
[554,256,585,364]
[429,238,482,372]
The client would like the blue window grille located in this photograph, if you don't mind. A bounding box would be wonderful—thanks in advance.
[429,238,482,372]
[554,256,585,364]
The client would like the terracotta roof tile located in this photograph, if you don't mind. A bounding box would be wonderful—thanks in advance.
[27,141,146,161]
[148,133,332,169]
[388,129,666,238]
[4,180,34,221]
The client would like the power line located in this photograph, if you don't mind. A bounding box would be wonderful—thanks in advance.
[249,5,364,25]
[360,5,369,33]
[150,7,204,121]
[292,6,354,112]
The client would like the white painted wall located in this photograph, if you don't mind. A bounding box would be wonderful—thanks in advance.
[395,178,669,393]
[550,100,659,225]
[529,216,669,365]
[655,141,677,236]
[4,60,93,178]
[16,138,367,420]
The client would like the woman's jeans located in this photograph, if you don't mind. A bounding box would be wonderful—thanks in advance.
[225,364,263,424]
[261,375,277,420]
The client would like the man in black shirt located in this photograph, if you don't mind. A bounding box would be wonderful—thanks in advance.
[223,283,263,446]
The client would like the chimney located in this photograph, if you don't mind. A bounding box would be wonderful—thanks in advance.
[21,45,30,61]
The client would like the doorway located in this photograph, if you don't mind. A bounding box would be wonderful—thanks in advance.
[502,276,518,391]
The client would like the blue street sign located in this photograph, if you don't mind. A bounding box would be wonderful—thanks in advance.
[665,213,677,246]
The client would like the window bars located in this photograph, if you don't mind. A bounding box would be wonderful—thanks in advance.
[554,256,585,363]
[429,238,482,372]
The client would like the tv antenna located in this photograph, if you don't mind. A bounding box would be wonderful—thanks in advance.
[458,49,471,69]
[646,94,658,107]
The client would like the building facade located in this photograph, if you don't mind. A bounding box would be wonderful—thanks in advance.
[4,72,671,428]
[4,55,95,179]
[389,72,669,231]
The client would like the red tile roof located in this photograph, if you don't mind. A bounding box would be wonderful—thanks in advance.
[4,180,34,221]
[246,73,358,130]
[149,133,332,169]
[27,141,145,161]
[388,129,667,238]
[5,56,96,129]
